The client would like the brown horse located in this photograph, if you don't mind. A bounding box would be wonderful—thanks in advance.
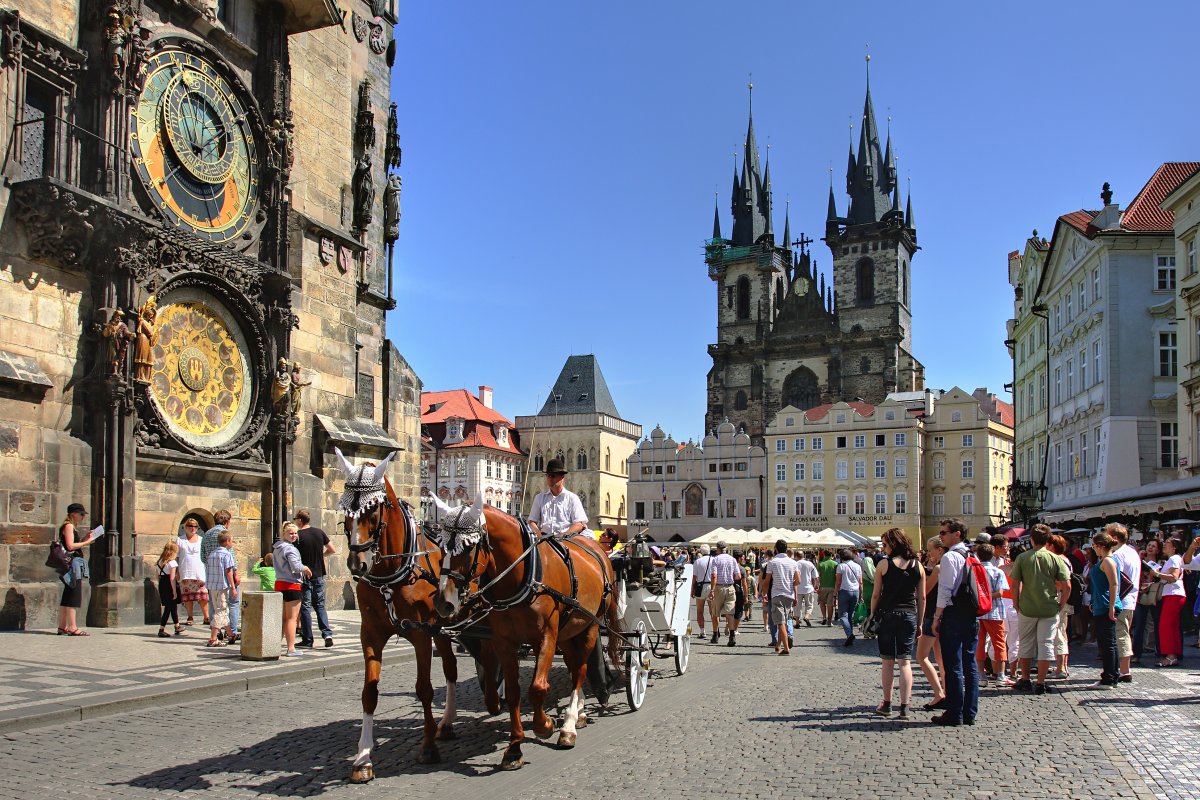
[430,494,622,770]
[335,450,500,783]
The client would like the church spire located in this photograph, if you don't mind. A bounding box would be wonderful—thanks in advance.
[782,199,790,251]
[763,147,773,241]
[846,56,892,226]
[905,185,915,231]
[730,80,770,246]
[712,194,722,240]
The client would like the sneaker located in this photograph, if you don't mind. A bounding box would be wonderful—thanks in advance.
[805,619,812,628]
[1034,683,1051,695]
[710,632,719,644]
[897,704,909,719]
[930,713,961,727]
[324,637,334,648]
[727,632,736,647]
[979,676,990,688]
[1088,681,1115,690]
[962,717,976,726]
[844,634,855,647]
[1050,670,1069,681]
[997,675,1016,687]
[1013,679,1033,692]
[284,650,303,657]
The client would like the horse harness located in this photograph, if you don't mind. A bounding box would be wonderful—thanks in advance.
[429,513,615,634]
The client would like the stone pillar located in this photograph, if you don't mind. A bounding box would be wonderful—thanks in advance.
[240,590,282,660]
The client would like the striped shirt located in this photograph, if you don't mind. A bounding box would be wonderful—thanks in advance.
[205,547,236,591]
[711,553,742,585]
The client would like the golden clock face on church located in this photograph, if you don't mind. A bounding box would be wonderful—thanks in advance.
[130,44,260,244]
[149,291,254,449]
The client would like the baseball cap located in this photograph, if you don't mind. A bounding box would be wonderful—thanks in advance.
[716,540,728,550]
[972,533,991,546]
[66,502,86,516]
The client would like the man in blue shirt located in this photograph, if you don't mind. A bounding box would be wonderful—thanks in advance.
[932,518,978,726]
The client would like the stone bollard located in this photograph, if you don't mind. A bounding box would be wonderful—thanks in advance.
[240,591,282,661]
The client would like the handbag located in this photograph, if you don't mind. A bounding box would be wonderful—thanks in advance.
[862,612,882,636]
[46,535,72,573]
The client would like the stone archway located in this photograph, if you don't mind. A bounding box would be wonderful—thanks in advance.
[783,366,821,411]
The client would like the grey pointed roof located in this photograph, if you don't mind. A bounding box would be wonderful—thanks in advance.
[846,85,895,225]
[536,355,622,417]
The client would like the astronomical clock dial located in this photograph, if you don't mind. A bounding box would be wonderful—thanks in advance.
[130,45,259,244]
[149,291,254,450]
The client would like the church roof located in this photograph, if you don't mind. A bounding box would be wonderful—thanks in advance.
[536,355,622,418]
[1121,162,1200,232]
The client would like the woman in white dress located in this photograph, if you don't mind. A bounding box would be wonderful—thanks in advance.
[176,519,209,626]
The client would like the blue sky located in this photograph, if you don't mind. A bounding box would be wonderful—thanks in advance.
[388,0,1198,443]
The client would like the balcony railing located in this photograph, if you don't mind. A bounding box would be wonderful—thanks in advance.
[4,113,128,199]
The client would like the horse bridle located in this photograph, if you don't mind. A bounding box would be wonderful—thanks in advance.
[427,507,492,606]
[345,499,439,589]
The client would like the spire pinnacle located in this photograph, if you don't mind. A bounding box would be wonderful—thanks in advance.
[905,175,915,230]
[782,198,790,249]
[713,192,722,239]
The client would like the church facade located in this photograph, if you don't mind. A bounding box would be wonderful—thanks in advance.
[705,81,924,447]
[0,1,420,628]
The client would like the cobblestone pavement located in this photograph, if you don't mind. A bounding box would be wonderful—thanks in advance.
[0,615,1192,800]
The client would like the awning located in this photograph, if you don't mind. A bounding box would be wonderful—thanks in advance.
[1040,475,1200,524]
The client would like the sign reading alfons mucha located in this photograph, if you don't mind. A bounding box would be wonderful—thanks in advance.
[149,290,254,449]
[129,40,260,245]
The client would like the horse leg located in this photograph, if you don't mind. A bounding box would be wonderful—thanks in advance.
[478,640,502,715]
[435,633,458,740]
[498,639,526,770]
[556,630,595,748]
[350,621,389,783]
[528,624,559,740]
[410,633,441,764]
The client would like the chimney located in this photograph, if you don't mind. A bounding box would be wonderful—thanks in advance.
[478,385,493,409]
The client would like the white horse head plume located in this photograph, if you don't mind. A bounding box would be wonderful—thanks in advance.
[335,447,395,520]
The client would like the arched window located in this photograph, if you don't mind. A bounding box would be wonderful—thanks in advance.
[556,449,564,463]
[855,257,874,306]
[533,452,544,472]
[783,366,821,411]
[576,450,587,470]
[736,275,751,320]
[605,448,611,471]
[605,494,611,514]
[589,447,597,467]
[618,497,625,518]
[734,390,748,411]
[901,260,909,307]
[684,484,704,516]
[578,492,587,513]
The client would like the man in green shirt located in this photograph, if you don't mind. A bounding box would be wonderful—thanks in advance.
[1009,524,1070,694]
[817,551,838,626]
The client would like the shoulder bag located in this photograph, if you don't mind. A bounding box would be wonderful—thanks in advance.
[46,529,72,573]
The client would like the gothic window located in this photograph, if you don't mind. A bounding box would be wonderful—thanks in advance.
[605,447,611,471]
[734,391,748,411]
[782,367,820,411]
[736,276,751,320]
[533,452,544,472]
[901,260,910,307]
[556,449,564,463]
[576,450,587,470]
[855,258,875,306]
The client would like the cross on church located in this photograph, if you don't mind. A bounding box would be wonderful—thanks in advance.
[792,232,813,254]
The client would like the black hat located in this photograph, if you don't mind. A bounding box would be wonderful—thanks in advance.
[66,502,86,516]
[544,458,569,476]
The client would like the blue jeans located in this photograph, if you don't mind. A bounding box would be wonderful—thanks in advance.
[300,576,332,643]
[768,611,795,646]
[1093,612,1119,684]
[61,555,89,587]
[939,611,980,722]
[837,589,860,637]
[207,587,240,633]
[1131,602,1155,660]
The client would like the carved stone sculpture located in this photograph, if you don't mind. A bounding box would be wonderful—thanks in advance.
[131,294,157,383]
[355,79,375,153]
[270,357,291,415]
[352,153,374,233]
[383,173,401,243]
[289,362,310,416]
[100,309,134,376]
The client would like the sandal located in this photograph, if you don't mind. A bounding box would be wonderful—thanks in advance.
[206,640,226,647]
[157,630,171,638]
[185,618,194,626]
[1155,658,1179,667]
[57,627,68,635]
[64,628,89,636]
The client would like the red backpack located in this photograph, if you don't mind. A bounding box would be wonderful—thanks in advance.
[953,553,993,617]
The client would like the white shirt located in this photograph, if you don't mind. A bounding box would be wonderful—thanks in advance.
[528,488,587,535]
[692,555,714,585]
[1161,554,1186,597]
[836,560,862,593]
[937,542,968,610]
[794,559,818,594]
[1111,543,1142,609]
[176,535,206,582]
[765,554,800,600]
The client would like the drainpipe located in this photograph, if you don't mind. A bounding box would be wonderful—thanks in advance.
[1031,302,1051,516]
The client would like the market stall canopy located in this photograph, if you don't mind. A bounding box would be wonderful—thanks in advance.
[691,528,731,544]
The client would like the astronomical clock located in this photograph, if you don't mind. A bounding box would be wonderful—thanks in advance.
[125,36,275,459]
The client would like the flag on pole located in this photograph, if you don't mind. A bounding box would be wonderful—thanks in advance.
[661,478,667,504]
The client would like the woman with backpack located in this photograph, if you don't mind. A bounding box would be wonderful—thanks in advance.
[1087,531,1123,688]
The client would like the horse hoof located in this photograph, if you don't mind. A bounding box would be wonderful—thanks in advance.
[557,731,577,749]
[577,714,588,729]
[436,722,456,741]
[532,719,555,738]
[349,764,375,783]
[500,751,524,771]
[416,747,441,765]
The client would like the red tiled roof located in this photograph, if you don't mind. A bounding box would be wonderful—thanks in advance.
[439,423,523,455]
[994,399,1015,429]
[803,401,875,422]
[421,389,513,426]
[1121,162,1200,232]
[1060,210,1098,235]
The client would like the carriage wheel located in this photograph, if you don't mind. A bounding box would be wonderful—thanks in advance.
[624,621,649,712]
[673,634,690,675]
[587,637,613,705]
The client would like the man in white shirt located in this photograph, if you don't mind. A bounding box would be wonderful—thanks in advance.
[528,459,587,537]
[932,518,979,727]
[762,540,800,653]
[793,550,819,628]
[1106,523,1141,683]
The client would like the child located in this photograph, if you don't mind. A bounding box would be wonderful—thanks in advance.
[252,552,276,591]
[975,544,1012,686]
[156,540,182,637]
[204,531,238,647]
